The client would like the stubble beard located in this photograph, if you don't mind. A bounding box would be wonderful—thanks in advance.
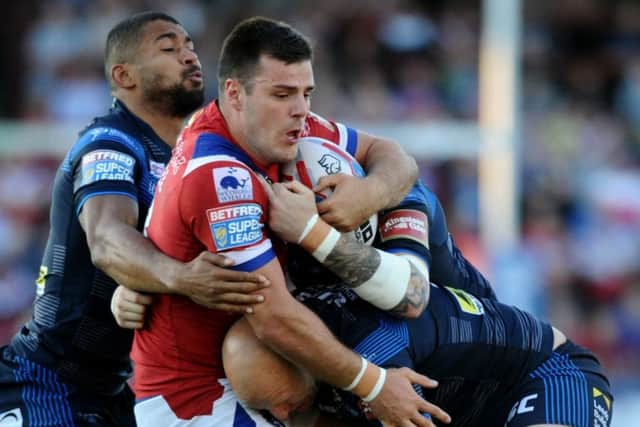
[142,75,205,119]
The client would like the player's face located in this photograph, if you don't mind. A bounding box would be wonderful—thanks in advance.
[134,20,204,118]
[242,55,314,165]
[266,372,316,421]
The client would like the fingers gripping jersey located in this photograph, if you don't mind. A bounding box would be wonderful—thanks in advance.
[289,178,496,301]
[132,101,357,420]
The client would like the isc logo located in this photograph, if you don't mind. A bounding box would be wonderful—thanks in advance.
[506,393,538,423]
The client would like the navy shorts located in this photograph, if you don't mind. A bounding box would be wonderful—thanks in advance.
[0,346,136,427]
[504,340,613,427]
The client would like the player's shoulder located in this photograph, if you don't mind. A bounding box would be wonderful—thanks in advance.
[62,119,145,173]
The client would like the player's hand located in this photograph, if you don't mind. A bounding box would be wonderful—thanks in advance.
[315,174,381,232]
[111,285,153,329]
[261,179,318,243]
[172,251,270,313]
[368,368,451,427]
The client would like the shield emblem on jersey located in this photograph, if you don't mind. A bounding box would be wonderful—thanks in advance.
[214,226,228,247]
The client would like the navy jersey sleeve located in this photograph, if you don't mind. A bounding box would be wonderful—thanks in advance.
[378,180,497,301]
[376,201,432,267]
[426,193,497,300]
[64,127,147,216]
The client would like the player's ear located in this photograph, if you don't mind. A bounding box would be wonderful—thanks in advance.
[224,78,244,111]
[111,64,136,90]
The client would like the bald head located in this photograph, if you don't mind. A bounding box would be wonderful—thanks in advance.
[222,318,316,420]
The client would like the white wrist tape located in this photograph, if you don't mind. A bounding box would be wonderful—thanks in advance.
[400,253,430,283]
[362,367,387,402]
[311,227,341,263]
[353,249,411,310]
[344,356,368,391]
[297,213,319,244]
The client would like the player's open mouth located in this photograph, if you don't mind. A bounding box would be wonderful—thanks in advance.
[286,129,301,142]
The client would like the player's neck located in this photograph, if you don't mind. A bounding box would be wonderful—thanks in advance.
[135,108,184,147]
[218,100,260,163]
[118,95,185,147]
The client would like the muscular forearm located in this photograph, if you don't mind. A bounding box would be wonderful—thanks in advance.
[362,139,417,209]
[249,296,361,389]
[90,220,180,294]
[322,234,429,318]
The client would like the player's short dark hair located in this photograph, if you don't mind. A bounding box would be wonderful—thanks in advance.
[104,11,181,89]
[217,17,313,93]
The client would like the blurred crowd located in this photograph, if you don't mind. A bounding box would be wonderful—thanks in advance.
[1,0,639,393]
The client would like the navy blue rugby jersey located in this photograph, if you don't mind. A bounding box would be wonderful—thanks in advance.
[287,179,496,300]
[295,284,555,426]
[10,99,172,394]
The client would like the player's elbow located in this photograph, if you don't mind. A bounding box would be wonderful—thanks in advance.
[88,238,111,271]
[252,315,287,346]
[250,310,296,350]
[405,154,418,184]
[86,229,117,273]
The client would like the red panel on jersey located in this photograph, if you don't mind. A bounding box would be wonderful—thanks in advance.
[379,209,429,247]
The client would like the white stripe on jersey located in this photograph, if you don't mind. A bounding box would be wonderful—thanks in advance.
[222,239,273,267]
[184,155,247,177]
[334,122,350,152]
[134,380,285,427]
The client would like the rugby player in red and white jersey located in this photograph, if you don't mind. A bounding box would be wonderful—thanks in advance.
[130,17,443,427]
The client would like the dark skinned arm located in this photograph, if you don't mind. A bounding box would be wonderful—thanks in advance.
[79,194,269,311]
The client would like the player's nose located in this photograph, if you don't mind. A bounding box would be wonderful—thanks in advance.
[182,48,199,65]
[290,93,309,118]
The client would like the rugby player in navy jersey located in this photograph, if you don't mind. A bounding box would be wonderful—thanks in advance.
[0,12,272,427]
[223,179,613,427]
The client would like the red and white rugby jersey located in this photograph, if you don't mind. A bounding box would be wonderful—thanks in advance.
[131,101,358,419]
[303,111,359,157]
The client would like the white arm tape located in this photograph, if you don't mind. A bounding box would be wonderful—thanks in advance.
[312,227,341,262]
[343,356,368,391]
[362,367,387,402]
[353,249,411,310]
[297,213,319,244]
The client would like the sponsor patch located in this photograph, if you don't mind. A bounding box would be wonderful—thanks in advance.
[593,387,611,427]
[446,287,485,315]
[35,265,47,297]
[213,167,253,202]
[149,160,165,178]
[79,149,135,186]
[207,203,263,251]
[0,408,23,426]
[379,209,429,247]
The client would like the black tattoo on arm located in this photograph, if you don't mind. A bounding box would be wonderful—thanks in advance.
[322,234,380,288]
[321,234,430,317]
[389,263,430,318]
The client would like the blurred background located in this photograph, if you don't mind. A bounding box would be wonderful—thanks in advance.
[0,0,638,424]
